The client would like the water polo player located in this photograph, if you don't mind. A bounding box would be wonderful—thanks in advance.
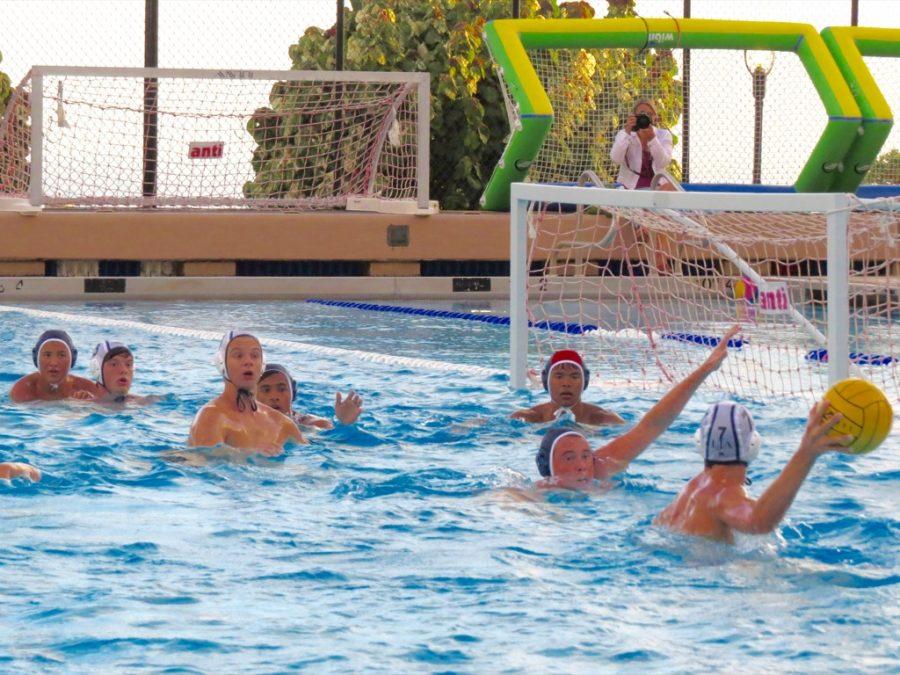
[257,363,363,430]
[534,326,739,489]
[9,330,98,403]
[188,330,305,454]
[654,400,852,543]
[83,340,158,405]
[512,349,624,425]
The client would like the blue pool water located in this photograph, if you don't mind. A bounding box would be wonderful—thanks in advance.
[1,301,897,672]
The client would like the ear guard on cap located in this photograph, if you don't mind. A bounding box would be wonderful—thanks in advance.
[536,427,587,477]
[541,357,590,391]
[32,330,78,368]
[694,401,761,465]
[216,330,266,382]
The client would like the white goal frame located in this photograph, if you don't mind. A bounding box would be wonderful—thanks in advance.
[509,183,854,390]
[15,65,431,211]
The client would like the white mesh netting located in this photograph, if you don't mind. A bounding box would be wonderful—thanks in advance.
[505,45,846,187]
[0,69,424,210]
[524,193,899,403]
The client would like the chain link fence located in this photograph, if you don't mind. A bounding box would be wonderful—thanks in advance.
[0,1,339,84]
[1,0,897,202]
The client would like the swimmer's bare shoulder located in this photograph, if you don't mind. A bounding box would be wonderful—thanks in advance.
[495,486,542,502]
[122,394,163,406]
[654,475,738,541]
[261,403,307,445]
[579,403,625,426]
[9,374,40,402]
[71,375,100,393]
[510,402,555,423]
[187,400,229,447]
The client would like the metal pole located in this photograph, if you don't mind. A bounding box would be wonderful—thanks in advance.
[681,0,690,183]
[512,0,520,18]
[509,185,528,389]
[143,0,158,201]
[827,194,851,385]
[851,0,859,26]
[29,71,43,207]
[335,0,344,70]
[752,67,766,185]
[416,75,430,210]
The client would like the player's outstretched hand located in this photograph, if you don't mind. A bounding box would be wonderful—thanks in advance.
[700,325,741,375]
[799,400,854,458]
[0,462,41,481]
[335,391,363,426]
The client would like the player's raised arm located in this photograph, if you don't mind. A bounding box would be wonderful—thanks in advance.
[594,325,739,478]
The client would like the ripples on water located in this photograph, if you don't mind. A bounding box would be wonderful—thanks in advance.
[0,302,897,672]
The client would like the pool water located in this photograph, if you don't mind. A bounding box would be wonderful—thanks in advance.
[1,301,897,672]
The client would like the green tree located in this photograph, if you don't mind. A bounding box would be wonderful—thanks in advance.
[245,0,682,209]
[864,148,900,185]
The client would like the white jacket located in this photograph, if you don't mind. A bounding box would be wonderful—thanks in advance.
[609,127,674,189]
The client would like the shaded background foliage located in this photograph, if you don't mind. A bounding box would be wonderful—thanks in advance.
[867,148,900,185]
[246,0,683,209]
[0,49,30,194]
[0,49,12,119]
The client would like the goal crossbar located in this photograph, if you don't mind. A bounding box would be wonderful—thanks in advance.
[510,184,870,397]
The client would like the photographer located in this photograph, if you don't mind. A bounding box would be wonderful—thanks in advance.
[609,99,673,190]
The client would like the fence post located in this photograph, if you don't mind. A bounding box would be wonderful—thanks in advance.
[336,0,344,70]
[29,71,43,207]
[143,0,158,201]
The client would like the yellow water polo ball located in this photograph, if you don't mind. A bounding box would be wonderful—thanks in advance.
[823,378,894,455]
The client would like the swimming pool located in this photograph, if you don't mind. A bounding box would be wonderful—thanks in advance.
[1,300,897,671]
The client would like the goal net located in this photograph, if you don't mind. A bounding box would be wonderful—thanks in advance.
[510,184,899,404]
[0,66,430,211]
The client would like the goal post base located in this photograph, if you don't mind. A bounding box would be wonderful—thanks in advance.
[0,197,41,214]
[346,196,439,215]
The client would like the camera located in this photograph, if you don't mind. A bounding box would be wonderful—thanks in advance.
[632,113,652,131]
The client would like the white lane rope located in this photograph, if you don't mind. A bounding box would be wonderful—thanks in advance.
[0,304,505,378]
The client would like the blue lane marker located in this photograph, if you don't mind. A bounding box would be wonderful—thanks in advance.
[805,348,894,366]
[662,332,746,349]
[306,300,749,348]
[305,298,594,334]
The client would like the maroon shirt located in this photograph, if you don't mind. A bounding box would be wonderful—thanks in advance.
[635,148,654,189]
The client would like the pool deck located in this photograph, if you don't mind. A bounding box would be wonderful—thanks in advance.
[0,207,896,300]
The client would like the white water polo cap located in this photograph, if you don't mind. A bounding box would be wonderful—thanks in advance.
[90,341,133,387]
[215,330,266,381]
[694,401,761,465]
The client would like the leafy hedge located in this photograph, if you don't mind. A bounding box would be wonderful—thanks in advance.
[245,0,682,209]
